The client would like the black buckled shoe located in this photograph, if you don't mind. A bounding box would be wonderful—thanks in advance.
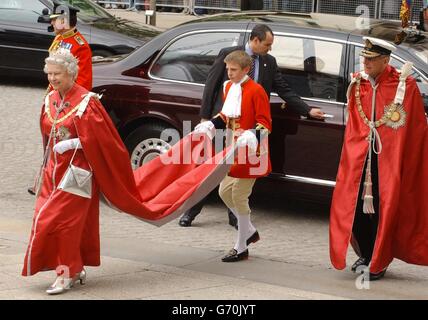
[351,257,370,273]
[178,213,194,227]
[369,268,387,281]
[221,249,249,262]
[246,230,260,246]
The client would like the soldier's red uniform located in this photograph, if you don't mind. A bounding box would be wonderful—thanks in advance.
[48,28,92,90]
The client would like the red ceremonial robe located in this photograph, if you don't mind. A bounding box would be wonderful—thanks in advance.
[23,84,233,276]
[329,65,428,273]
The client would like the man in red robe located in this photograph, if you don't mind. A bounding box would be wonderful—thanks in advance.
[329,37,428,281]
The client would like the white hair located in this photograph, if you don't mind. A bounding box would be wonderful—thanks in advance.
[44,48,79,80]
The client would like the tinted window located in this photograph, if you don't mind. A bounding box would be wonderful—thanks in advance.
[150,32,242,84]
[270,36,345,101]
[354,46,428,112]
[0,0,44,11]
[63,0,112,22]
[0,0,45,23]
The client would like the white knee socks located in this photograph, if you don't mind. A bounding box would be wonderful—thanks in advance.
[235,214,258,254]
[229,208,257,254]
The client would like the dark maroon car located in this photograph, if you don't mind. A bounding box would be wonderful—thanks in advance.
[92,12,428,202]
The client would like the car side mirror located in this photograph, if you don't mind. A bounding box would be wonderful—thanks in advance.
[38,8,51,24]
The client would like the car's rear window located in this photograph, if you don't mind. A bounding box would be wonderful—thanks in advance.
[150,31,242,84]
[271,35,345,102]
[0,0,45,11]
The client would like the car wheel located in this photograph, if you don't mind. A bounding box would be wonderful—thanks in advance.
[92,49,113,60]
[124,123,180,170]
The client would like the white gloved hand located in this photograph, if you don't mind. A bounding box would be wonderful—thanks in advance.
[194,121,215,140]
[236,130,258,152]
[53,138,81,154]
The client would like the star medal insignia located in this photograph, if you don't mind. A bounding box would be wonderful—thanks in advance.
[56,125,71,141]
[384,102,406,130]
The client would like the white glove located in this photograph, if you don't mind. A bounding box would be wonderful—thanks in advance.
[194,121,215,140]
[236,130,258,152]
[53,138,81,154]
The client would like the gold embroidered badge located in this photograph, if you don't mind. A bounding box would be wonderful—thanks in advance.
[384,103,406,130]
[75,35,85,46]
[56,126,71,141]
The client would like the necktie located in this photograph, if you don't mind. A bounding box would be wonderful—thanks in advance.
[248,54,257,80]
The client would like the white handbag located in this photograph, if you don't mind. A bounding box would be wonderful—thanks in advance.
[58,142,92,199]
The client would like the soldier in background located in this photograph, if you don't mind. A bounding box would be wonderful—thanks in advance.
[47,0,92,91]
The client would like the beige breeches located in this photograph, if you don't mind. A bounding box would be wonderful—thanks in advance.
[218,175,256,215]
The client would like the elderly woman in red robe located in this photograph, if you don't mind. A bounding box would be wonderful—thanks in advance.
[23,49,234,295]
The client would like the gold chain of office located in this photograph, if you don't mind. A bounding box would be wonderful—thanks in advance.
[355,75,400,128]
[45,102,80,124]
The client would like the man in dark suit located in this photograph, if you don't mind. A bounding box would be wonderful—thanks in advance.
[178,24,325,227]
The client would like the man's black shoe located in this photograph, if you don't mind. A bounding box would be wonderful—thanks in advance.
[221,249,249,262]
[369,269,387,281]
[178,214,194,227]
[228,210,238,229]
[27,187,36,195]
[351,257,370,273]
[246,230,260,246]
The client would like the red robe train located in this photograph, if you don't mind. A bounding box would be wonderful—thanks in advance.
[22,84,233,276]
[329,65,428,273]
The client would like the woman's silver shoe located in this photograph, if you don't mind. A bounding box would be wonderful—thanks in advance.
[46,276,74,295]
[46,269,86,295]
[77,268,86,285]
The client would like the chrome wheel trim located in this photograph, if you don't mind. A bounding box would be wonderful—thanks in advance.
[130,138,171,170]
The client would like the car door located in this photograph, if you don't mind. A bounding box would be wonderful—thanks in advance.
[254,27,347,185]
[0,0,53,74]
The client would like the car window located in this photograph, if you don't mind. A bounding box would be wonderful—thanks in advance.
[63,0,112,22]
[0,0,45,11]
[150,32,242,84]
[354,46,428,112]
[0,1,45,24]
[270,36,345,102]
